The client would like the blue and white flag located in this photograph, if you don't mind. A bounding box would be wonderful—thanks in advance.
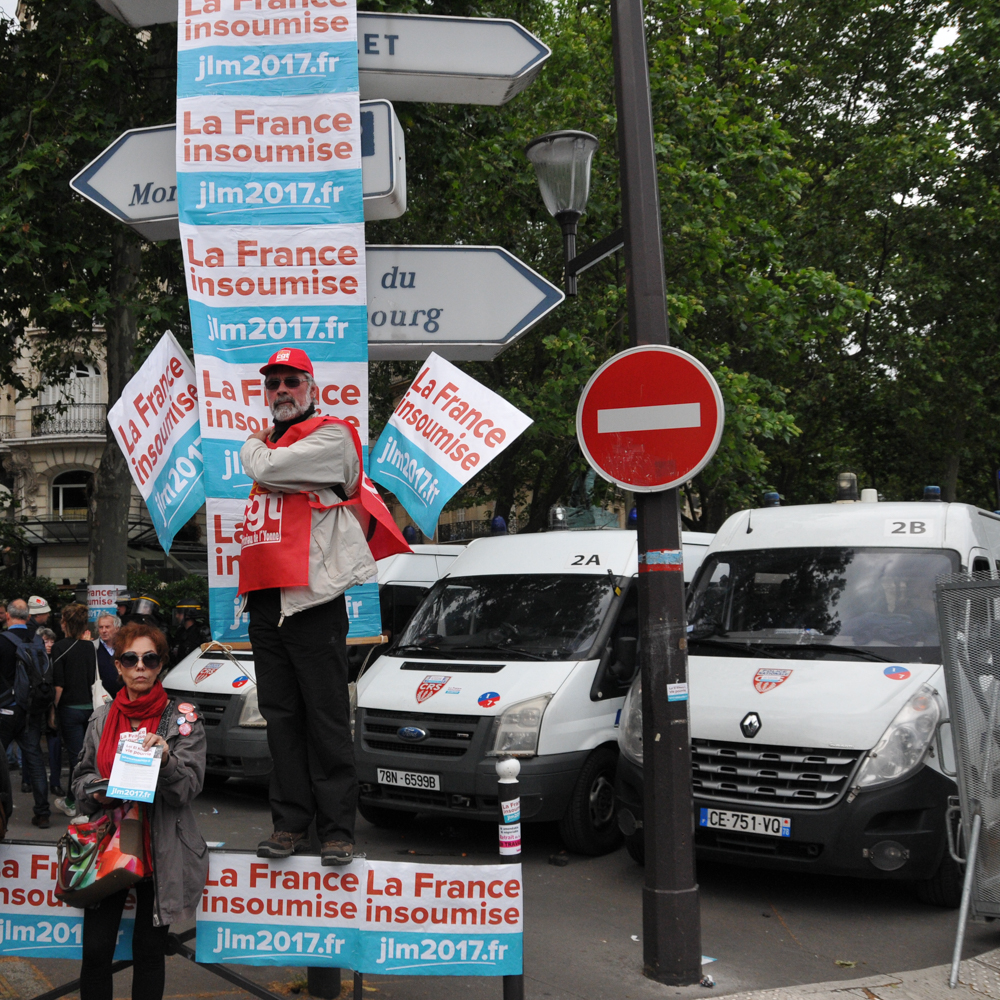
[178,0,378,635]
[107,331,205,553]
[370,353,533,538]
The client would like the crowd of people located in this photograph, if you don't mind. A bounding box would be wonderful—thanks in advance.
[0,593,208,829]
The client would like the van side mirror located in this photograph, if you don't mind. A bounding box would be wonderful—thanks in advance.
[610,636,638,680]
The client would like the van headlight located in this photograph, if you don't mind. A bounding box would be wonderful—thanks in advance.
[238,686,267,728]
[619,674,642,765]
[486,694,552,757]
[854,684,940,789]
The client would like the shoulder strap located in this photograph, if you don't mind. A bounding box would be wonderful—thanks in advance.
[1,631,23,648]
[51,639,80,667]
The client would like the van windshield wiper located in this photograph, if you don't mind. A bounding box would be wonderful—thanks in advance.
[687,636,769,658]
[454,645,550,661]
[791,644,895,663]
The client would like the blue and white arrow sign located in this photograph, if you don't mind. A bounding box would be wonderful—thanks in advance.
[70,101,405,240]
[366,246,564,361]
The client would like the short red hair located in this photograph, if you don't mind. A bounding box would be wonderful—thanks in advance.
[113,622,170,668]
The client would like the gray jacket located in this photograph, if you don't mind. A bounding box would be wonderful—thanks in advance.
[71,699,209,927]
[240,422,377,620]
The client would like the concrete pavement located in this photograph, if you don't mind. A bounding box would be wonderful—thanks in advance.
[3,774,1000,1000]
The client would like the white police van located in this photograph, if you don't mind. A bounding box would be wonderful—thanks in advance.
[162,545,463,783]
[353,528,712,854]
[616,486,995,905]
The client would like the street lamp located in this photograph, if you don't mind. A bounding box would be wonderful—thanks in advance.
[525,130,598,295]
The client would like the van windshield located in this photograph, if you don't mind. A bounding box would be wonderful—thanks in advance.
[687,547,959,664]
[393,574,615,661]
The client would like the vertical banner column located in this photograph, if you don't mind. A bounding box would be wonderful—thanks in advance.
[177,0,377,641]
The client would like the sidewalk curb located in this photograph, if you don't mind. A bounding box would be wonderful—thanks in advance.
[719,950,1000,1000]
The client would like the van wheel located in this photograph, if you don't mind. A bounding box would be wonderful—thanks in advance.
[916,850,964,908]
[624,830,645,865]
[558,746,623,856]
[357,801,416,829]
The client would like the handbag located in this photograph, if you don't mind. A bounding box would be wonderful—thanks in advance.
[55,705,171,908]
[91,640,112,710]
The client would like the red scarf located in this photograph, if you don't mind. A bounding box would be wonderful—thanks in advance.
[96,682,170,779]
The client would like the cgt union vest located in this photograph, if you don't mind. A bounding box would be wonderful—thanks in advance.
[239,416,411,595]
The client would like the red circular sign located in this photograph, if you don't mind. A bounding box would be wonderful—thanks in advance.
[576,346,724,492]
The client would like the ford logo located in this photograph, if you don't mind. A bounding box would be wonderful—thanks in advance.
[397,726,428,742]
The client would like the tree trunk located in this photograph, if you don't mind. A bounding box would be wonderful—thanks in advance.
[88,230,141,586]
[942,415,968,503]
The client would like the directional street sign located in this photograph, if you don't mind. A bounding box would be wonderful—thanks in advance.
[366,245,564,361]
[356,13,550,105]
[69,101,406,240]
[91,1,550,106]
[576,345,724,493]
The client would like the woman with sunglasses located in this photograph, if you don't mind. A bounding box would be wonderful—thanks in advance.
[71,623,208,1000]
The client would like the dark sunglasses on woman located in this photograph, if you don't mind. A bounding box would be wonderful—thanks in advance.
[118,651,162,669]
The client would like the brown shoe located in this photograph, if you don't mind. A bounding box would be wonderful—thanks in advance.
[321,841,353,866]
[257,831,305,858]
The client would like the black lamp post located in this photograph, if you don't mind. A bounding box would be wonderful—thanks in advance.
[524,130,599,295]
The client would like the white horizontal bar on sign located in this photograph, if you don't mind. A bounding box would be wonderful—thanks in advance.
[597,402,701,434]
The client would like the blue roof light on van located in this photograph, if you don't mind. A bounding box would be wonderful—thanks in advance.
[627,506,637,529]
[491,515,508,535]
[923,485,942,502]
[763,492,781,507]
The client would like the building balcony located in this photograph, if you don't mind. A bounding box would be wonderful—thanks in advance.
[31,403,107,437]
[0,416,14,441]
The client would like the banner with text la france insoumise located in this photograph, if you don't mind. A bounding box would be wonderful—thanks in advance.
[177,0,379,642]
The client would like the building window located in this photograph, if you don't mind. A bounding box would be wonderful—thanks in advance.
[51,470,92,519]
[39,363,103,406]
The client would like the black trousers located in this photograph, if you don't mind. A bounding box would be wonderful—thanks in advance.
[81,881,168,1000]
[248,589,357,843]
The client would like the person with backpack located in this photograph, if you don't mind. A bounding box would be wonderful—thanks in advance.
[0,599,54,827]
[51,604,97,817]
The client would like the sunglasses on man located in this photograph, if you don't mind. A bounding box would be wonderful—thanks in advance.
[264,375,309,391]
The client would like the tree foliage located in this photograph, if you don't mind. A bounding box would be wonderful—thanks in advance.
[1,0,998,544]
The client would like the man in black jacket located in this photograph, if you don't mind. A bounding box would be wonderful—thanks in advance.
[0,600,49,827]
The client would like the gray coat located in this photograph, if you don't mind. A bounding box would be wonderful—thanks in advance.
[71,698,209,927]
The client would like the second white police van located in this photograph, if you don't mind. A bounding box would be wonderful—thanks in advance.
[616,483,994,906]
[353,528,712,854]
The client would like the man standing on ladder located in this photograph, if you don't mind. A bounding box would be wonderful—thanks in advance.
[238,348,408,866]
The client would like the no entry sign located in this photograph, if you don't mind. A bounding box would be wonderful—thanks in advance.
[576,345,724,492]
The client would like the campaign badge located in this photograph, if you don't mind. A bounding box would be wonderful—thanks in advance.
[232,676,250,688]
[753,667,793,694]
[884,666,911,681]
[416,675,451,704]
[478,692,500,708]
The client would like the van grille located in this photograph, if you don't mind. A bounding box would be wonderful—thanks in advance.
[360,709,483,758]
[692,738,863,808]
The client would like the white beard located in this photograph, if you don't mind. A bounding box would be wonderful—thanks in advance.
[270,396,310,421]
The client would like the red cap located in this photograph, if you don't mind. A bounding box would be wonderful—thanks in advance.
[259,348,314,377]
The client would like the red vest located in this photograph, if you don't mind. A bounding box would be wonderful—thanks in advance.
[238,416,411,595]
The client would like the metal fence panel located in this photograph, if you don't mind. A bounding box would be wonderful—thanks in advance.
[937,572,1000,917]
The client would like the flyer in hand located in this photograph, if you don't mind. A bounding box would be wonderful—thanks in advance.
[107,734,162,804]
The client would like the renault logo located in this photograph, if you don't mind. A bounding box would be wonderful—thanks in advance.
[740,712,762,739]
[397,726,428,742]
